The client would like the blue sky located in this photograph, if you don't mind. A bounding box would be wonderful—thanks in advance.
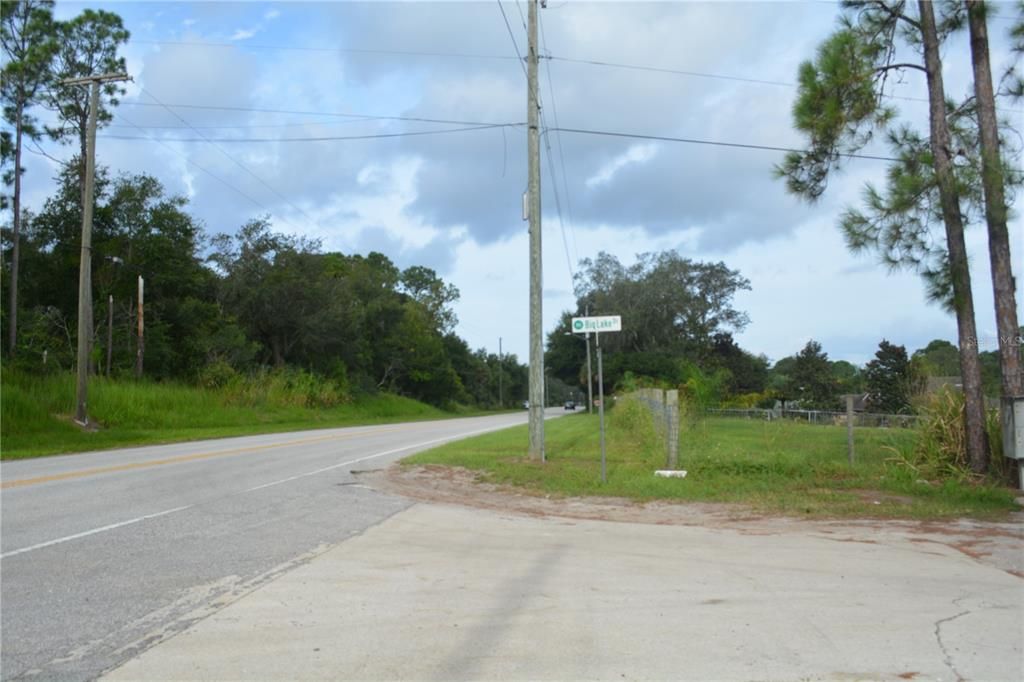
[16,1,1024,365]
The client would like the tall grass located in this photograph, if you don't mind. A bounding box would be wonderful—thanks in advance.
[886,387,1011,482]
[407,401,1018,519]
[0,369,448,459]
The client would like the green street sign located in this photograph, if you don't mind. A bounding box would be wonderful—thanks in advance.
[570,315,622,333]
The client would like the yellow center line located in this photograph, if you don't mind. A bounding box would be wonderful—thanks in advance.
[1,425,410,490]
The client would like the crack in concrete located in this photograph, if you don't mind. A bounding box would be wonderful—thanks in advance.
[934,606,971,682]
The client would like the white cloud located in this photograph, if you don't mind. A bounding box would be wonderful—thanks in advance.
[585,143,659,188]
[230,27,258,41]
[19,1,1021,368]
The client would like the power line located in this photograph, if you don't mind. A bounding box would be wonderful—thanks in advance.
[550,126,903,162]
[112,112,300,230]
[496,0,528,79]
[140,87,320,228]
[130,38,520,62]
[99,123,523,144]
[546,54,1024,113]
[541,125,575,286]
[128,35,1022,112]
[514,0,529,32]
[548,55,794,88]
[539,11,579,268]
[119,101,518,128]
[107,118,378,130]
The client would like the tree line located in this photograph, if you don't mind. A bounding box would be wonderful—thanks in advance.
[545,249,1012,415]
[1,165,529,408]
[1,0,529,408]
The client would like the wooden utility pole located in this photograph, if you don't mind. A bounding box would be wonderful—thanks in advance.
[106,294,113,376]
[527,0,544,461]
[498,337,504,408]
[66,72,130,425]
[136,275,144,378]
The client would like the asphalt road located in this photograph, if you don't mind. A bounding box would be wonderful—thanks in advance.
[1,410,556,681]
[103,504,1024,682]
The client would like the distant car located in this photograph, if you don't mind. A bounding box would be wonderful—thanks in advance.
[564,401,576,411]
[522,400,530,409]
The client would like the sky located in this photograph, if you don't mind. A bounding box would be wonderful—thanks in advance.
[13,0,1024,367]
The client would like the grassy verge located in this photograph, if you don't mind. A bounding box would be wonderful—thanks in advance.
[1,370,484,460]
[405,402,1020,520]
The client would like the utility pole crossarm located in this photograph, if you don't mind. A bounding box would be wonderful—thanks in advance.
[60,73,132,87]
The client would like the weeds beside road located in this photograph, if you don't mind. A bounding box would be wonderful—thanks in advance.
[405,403,1020,520]
[0,370,483,459]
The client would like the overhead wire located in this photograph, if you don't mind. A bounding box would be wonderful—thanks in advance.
[545,54,1024,113]
[539,11,580,269]
[499,0,575,288]
[112,112,301,230]
[550,126,903,161]
[99,123,524,143]
[107,118,380,130]
[130,38,521,62]
[535,16,576,288]
[119,101,520,128]
[140,87,321,228]
[129,31,1023,113]
[496,0,528,79]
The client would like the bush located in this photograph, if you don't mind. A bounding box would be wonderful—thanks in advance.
[221,367,351,409]
[198,360,239,390]
[722,391,772,409]
[609,395,663,453]
[889,388,1008,481]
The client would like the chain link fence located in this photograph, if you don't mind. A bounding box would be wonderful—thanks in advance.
[706,407,921,429]
[623,388,681,469]
[619,394,924,474]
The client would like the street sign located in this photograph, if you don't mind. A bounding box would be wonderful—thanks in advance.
[571,315,621,333]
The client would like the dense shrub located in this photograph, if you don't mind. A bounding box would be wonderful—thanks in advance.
[889,388,1008,481]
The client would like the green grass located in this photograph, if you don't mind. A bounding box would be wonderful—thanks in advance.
[405,402,1021,520]
[0,370,475,459]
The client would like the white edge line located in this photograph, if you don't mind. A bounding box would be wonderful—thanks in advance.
[2,417,529,559]
[1,505,192,559]
[241,422,511,493]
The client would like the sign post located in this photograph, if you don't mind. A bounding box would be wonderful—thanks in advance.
[572,315,621,483]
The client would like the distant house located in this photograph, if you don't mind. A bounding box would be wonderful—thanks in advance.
[925,375,1000,409]
[926,376,963,393]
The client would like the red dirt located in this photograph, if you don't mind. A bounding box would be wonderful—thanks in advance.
[359,464,1024,579]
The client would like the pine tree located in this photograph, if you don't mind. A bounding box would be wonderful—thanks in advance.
[1,0,58,356]
[777,0,992,473]
[864,340,913,414]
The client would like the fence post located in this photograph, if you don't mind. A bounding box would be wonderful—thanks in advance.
[846,395,855,465]
[666,389,679,469]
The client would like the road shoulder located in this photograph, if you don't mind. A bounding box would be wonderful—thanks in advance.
[103,467,1023,682]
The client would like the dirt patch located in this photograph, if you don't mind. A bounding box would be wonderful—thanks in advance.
[361,464,750,527]
[358,464,1024,579]
[850,489,917,506]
